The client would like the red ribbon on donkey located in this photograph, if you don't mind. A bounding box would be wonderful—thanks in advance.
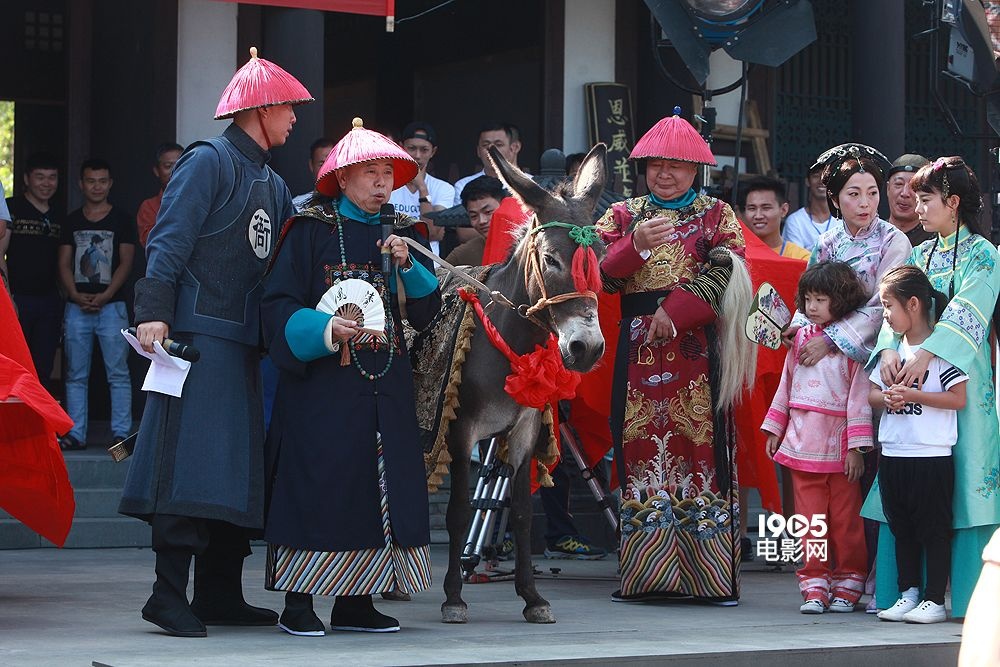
[458,288,580,409]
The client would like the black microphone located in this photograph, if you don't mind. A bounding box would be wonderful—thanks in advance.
[126,327,201,363]
[380,203,396,284]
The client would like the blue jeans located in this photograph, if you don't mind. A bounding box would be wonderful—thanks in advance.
[63,301,132,442]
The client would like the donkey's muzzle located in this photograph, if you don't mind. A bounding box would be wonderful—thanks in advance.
[564,339,605,373]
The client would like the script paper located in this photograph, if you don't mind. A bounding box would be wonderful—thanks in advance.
[121,329,191,397]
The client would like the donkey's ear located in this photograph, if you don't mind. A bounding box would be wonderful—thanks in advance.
[488,146,556,213]
[572,144,608,214]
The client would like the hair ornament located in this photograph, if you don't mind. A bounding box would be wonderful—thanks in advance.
[810,142,891,175]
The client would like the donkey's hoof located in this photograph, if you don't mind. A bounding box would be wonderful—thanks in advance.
[441,604,468,624]
[523,604,556,624]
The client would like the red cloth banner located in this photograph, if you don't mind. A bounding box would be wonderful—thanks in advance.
[210,0,394,16]
[733,221,807,514]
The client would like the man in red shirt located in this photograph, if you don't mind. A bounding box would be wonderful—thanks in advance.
[137,142,183,247]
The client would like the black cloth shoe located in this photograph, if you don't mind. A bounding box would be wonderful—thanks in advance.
[141,551,207,638]
[189,545,278,626]
[330,595,400,632]
[278,592,325,637]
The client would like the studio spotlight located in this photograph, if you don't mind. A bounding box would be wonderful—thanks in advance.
[939,0,998,95]
[645,0,817,85]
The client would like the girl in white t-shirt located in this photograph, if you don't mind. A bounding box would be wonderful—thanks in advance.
[870,265,968,624]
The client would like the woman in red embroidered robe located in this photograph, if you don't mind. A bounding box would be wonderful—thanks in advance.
[597,112,754,604]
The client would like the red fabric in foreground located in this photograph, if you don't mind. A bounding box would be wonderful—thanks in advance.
[735,220,807,514]
[0,288,75,546]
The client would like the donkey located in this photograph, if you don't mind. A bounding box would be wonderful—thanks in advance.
[439,144,608,625]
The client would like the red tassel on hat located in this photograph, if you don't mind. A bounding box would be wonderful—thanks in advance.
[214,47,314,120]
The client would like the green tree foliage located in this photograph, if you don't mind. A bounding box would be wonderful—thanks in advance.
[0,101,12,197]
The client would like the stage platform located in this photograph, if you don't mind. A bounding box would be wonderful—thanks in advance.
[0,545,961,666]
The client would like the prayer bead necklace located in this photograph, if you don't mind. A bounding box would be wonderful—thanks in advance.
[337,214,394,381]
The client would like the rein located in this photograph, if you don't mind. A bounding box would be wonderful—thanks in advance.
[400,216,600,334]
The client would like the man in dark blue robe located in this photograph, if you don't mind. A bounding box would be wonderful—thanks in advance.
[120,48,313,638]
[261,119,440,636]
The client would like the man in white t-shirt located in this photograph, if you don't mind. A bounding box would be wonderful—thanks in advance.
[389,121,454,255]
[292,137,335,211]
[783,162,837,253]
[453,121,523,206]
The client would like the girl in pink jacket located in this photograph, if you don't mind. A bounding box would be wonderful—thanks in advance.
[762,261,873,614]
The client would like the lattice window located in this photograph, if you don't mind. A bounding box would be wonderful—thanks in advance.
[773,1,852,198]
[24,10,64,53]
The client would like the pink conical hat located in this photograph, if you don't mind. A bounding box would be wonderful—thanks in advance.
[316,117,418,197]
[630,111,717,166]
[214,47,314,120]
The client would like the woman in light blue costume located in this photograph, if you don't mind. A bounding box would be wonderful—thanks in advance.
[864,157,1000,619]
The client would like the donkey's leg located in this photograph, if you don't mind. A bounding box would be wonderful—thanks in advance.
[442,428,473,623]
[507,417,555,624]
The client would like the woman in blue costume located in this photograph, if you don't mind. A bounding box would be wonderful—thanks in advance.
[864,157,1000,619]
[262,119,441,636]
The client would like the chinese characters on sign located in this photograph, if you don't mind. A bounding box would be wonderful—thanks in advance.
[585,83,637,198]
[755,513,829,564]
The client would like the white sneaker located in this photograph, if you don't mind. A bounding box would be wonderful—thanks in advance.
[877,597,919,622]
[902,600,947,624]
[865,597,878,614]
[800,599,826,614]
[829,597,855,613]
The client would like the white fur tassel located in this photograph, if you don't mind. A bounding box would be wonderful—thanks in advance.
[715,249,756,411]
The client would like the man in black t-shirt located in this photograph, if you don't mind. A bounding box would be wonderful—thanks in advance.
[57,158,136,450]
[2,153,64,389]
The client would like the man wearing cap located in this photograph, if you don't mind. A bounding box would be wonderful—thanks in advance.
[389,121,455,255]
[783,163,837,252]
[120,48,313,638]
[886,153,933,247]
[596,111,753,606]
[261,118,440,636]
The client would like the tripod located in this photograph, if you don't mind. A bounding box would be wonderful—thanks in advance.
[461,438,512,578]
[460,416,619,582]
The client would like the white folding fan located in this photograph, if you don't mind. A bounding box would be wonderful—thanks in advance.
[317,278,386,335]
[745,282,792,350]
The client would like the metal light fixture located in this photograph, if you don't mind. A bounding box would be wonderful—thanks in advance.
[645,0,817,85]
[683,0,762,22]
[940,0,997,95]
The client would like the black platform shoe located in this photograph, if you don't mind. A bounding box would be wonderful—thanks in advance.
[278,592,325,637]
[141,551,207,638]
[189,549,278,626]
[330,595,400,632]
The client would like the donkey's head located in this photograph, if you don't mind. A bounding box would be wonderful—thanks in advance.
[488,144,609,372]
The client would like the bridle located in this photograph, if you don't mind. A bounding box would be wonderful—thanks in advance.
[516,217,600,331]
[400,215,600,335]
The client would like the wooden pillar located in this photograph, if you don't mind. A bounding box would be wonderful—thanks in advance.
[542,0,564,150]
[851,0,904,159]
[66,0,92,211]
[262,7,325,196]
